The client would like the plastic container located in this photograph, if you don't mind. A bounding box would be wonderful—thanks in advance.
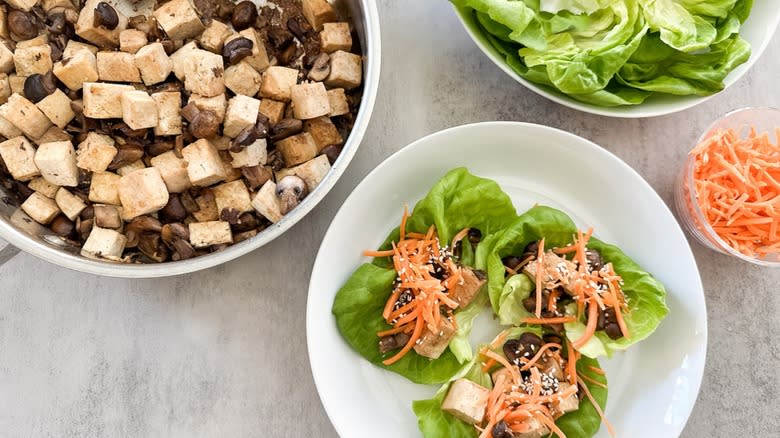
[674,107,780,266]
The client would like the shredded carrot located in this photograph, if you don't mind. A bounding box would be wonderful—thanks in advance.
[373,207,468,365]
[588,365,605,375]
[535,238,545,318]
[521,316,576,325]
[566,339,578,386]
[451,227,470,249]
[579,377,615,436]
[690,126,780,259]
[573,301,599,350]
[578,372,608,389]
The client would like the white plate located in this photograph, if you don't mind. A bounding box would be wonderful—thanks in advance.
[307,122,706,437]
[453,1,780,118]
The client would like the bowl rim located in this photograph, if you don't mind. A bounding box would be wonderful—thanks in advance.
[452,4,780,118]
[0,0,382,278]
[681,106,780,266]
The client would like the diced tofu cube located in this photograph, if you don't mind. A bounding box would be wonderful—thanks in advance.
[21,191,61,224]
[229,139,266,168]
[0,74,11,104]
[320,22,352,53]
[5,0,38,12]
[514,417,550,438]
[181,138,226,186]
[82,82,134,119]
[491,367,513,385]
[42,0,77,12]
[93,205,122,229]
[63,40,99,58]
[276,132,318,167]
[220,151,242,182]
[81,227,127,259]
[302,0,337,31]
[327,88,349,116]
[97,51,141,82]
[291,82,330,120]
[259,99,285,125]
[28,177,59,198]
[119,29,147,54]
[151,91,182,136]
[0,43,14,73]
[53,49,98,90]
[441,379,490,425]
[523,252,578,294]
[153,0,205,40]
[170,40,198,81]
[188,221,232,247]
[115,159,144,176]
[75,0,128,47]
[0,136,39,181]
[224,61,262,96]
[325,50,362,89]
[34,140,78,187]
[120,90,158,130]
[260,66,299,102]
[0,114,21,138]
[414,317,456,359]
[117,167,169,219]
[304,116,342,150]
[555,383,580,415]
[251,180,283,223]
[75,132,116,172]
[200,19,232,53]
[36,89,75,129]
[192,189,218,222]
[223,95,260,137]
[89,171,121,205]
[54,187,87,220]
[0,6,6,39]
[135,42,173,85]
[13,42,52,77]
[0,94,53,139]
[189,93,226,123]
[183,49,225,97]
[8,74,25,95]
[232,28,270,72]
[150,150,191,193]
[32,126,71,145]
[450,267,486,307]
[212,179,252,214]
[275,154,330,192]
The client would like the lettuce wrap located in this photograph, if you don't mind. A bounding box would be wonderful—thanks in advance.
[331,168,518,384]
[413,327,609,438]
[477,206,668,358]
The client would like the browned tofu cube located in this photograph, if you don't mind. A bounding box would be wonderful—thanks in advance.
[304,116,342,151]
[189,221,232,247]
[291,82,331,120]
[327,88,350,116]
[13,42,52,77]
[97,51,141,82]
[53,49,98,90]
[320,22,352,53]
[120,91,158,130]
[449,267,486,308]
[82,82,134,119]
[21,191,60,224]
[0,136,38,181]
[119,29,147,54]
[135,42,173,85]
[302,0,337,31]
[441,379,489,425]
[260,66,299,102]
[75,0,128,47]
[0,94,53,139]
[212,180,252,214]
[224,61,262,96]
[153,0,205,40]
[117,167,170,219]
[181,138,226,186]
[259,99,285,125]
[413,317,456,359]
[89,171,121,205]
[276,132,318,167]
[325,50,362,89]
[36,89,75,129]
[200,19,233,53]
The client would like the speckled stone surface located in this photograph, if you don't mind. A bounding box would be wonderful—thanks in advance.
[1,1,778,437]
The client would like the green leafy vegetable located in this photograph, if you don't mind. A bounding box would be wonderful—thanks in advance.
[413,340,608,438]
[481,206,668,358]
[332,169,517,384]
[452,0,753,106]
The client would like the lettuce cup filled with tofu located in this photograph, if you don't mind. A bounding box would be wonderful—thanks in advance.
[413,327,609,438]
[332,169,518,384]
[478,206,668,358]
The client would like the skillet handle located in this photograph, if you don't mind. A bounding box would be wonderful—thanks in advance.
[0,240,20,268]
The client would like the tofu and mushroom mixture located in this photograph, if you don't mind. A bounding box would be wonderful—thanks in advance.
[503,232,630,346]
[369,211,486,366]
[443,331,582,438]
[0,0,363,262]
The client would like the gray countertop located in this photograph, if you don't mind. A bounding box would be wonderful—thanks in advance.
[1,1,778,437]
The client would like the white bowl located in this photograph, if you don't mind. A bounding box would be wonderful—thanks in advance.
[453,2,780,118]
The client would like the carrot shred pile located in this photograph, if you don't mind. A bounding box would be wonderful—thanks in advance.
[475,331,614,438]
[364,207,466,365]
[689,127,780,258]
[521,229,629,350]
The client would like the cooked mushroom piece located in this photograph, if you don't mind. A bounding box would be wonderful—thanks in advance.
[275,175,308,214]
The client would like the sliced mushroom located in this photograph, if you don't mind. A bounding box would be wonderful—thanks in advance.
[307,53,330,81]
[275,175,308,215]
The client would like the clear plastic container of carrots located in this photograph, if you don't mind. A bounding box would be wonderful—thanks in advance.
[674,107,780,266]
